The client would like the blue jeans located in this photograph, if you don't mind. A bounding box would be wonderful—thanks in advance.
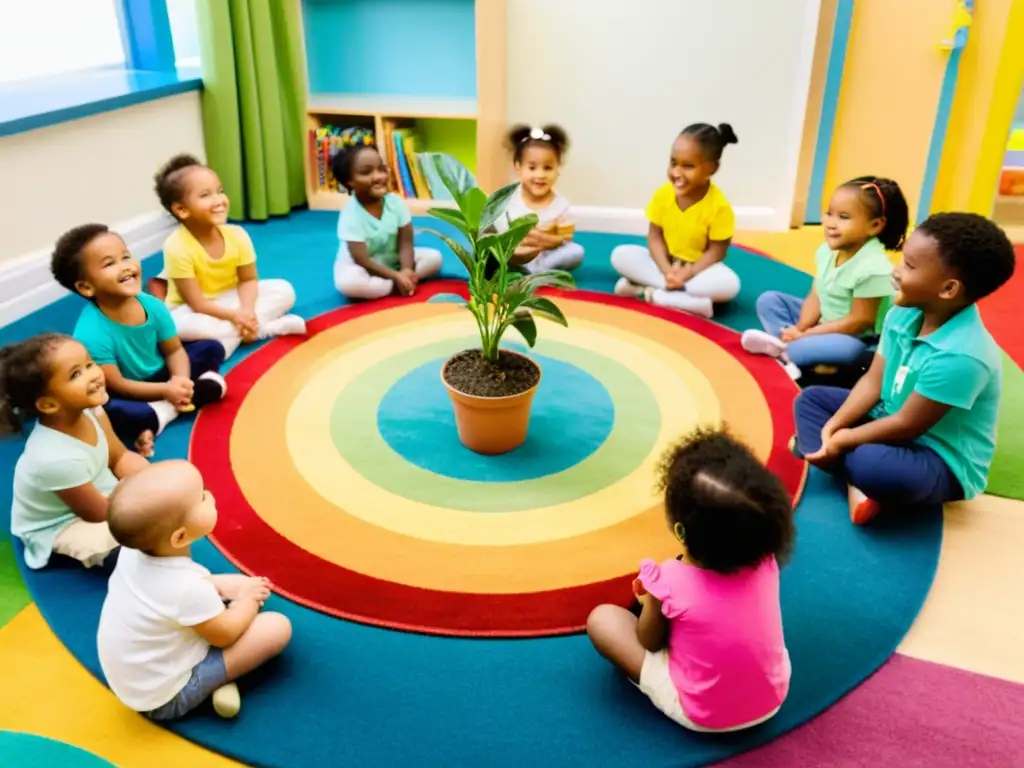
[105,339,225,445]
[144,648,227,721]
[756,291,874,368]
[793,386,963,506]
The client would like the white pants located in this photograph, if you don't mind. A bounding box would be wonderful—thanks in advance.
[334,246,443,300]
[524,242,585,273]
[611,244,741,313]
[637,649,782,733]
[170,278,296,358]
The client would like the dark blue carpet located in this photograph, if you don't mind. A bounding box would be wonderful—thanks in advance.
[0,210,942,767]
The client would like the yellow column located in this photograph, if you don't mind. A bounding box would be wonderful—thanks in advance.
[932,0,1024,215]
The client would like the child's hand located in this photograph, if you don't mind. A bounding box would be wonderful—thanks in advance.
[804,427,856,465]
[632,577,647,599]
[665,263,693,290]
[780,326,804,342]
[239,577,272,606]
[163,376,194,410]
[232,308,259,338]
[395,272,417,297]
[399,267,419,287]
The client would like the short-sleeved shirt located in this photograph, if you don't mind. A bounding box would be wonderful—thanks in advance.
[494,184,571,232]
[813,238,894,334]
[163,224,257,305]
[10,408,118,569]
[337,193,412,270]
[638,556,790,730]
[97,547,225,712]
[873,304,1002,498]
[644,182,735,263]
[74,293,177,381]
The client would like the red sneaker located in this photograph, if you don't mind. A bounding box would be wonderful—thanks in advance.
[850,497,881,525]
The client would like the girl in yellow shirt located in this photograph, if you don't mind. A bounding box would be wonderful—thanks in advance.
[155,155,306,358]
[611,123,741,319]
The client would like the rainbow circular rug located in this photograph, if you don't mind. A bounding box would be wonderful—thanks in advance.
[14,277,943,768]
[192,283,805,638]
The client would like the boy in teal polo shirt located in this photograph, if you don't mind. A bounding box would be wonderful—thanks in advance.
[792,212,1015,524]
[51,224,227,457]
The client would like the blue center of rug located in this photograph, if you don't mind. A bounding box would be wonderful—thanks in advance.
[377,352,614,482]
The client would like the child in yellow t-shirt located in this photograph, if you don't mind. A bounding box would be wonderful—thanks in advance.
[154,155,306,358]
[611,123,742,319]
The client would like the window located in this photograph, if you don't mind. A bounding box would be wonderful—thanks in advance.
[0,0,125,85]
[167,0,201,69]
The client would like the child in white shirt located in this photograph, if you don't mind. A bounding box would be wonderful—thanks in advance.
[97,460,291,720]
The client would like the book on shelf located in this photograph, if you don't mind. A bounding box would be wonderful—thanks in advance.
[309,122,468,203]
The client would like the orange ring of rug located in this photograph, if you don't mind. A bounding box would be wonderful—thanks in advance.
[192,282,806,637]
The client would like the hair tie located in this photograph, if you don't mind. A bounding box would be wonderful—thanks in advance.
[522,127,551,143]
[861,182,887,217]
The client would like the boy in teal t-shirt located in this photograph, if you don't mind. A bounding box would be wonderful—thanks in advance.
[792,212,1015,525]
[51,224,227,457]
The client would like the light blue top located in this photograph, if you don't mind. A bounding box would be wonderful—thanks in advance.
[872,304,1002,499]
[74,294,177,381]
[812,237,894,334]
[337,193,411,270]
[11,409,119,569]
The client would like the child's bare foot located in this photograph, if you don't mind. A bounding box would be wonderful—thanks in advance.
[212,682,241,718]
[848,485,880,525]
[134,431,155,458]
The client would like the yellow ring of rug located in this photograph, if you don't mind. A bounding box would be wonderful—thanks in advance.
[229,299,775,593]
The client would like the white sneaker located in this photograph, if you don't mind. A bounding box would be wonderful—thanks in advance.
[610,278,643,299]
[782,360,802,380]
[741,329,787,358]
[212,682,241,718]
[263,314,307,338]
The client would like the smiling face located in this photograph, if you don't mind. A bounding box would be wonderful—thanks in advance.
[171,166,230,226]
[515,143,560,202]
[668,134,717,197]
[891,229,964,309]
[822,186,884,252]
[35,339,108,418]
[346,146,390,201]
[75,232,141,300]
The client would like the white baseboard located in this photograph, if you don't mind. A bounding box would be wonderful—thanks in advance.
[0,211,175,329]
[570,205,787,235]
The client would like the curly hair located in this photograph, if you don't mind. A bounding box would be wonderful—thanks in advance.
[916,212,1016,302]
[507,123,570,164]
[330,143,381,193]
[0,333,72,434]
[680,123,738,163]
[840,176,910,251]
[50,223,110,295]
[656,425,795,574]
[154,153,205,218]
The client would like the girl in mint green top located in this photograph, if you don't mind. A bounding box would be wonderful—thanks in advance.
[1,334,149,569]
[741,177,909,374]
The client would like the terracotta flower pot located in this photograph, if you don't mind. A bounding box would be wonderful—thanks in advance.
[441,350,541,455]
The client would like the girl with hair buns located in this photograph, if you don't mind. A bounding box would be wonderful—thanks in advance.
[611,123,741,319]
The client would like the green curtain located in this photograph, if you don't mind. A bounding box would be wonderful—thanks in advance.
[196,0,307,221]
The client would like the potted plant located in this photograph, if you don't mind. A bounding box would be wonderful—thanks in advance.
[421,153,576,455]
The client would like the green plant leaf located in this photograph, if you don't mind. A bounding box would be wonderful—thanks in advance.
[510,312,538,347]
[429,154,472,207]
[497,216,538,252]
[480,182,520,231]
[418,228,474,274]
[520,296,568,326]
[462,187,487,231]
[424,207,473,241]
[510,270,575,294]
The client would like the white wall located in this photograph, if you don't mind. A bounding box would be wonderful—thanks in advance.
[0,91,205,324]
[506,0,821,231]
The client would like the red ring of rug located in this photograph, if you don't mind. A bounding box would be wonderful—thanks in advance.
[191,281,807,637]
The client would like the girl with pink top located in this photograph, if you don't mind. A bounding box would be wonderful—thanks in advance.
[587,426,795,732]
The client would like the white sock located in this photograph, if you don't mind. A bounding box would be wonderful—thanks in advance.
[650,289,714,319]
[741,329,787,358]
[150,400,179,434]
[262,314,307,338]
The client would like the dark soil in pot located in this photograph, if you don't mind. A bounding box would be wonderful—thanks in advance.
[444,349,540,397]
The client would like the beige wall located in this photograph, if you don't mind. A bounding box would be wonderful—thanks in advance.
[505,0,822,229]
[0,92,205,267]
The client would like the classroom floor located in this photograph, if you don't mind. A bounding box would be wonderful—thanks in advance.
[0,224,1022,767]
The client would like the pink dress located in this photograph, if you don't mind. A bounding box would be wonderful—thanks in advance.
[638,556,791,730]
